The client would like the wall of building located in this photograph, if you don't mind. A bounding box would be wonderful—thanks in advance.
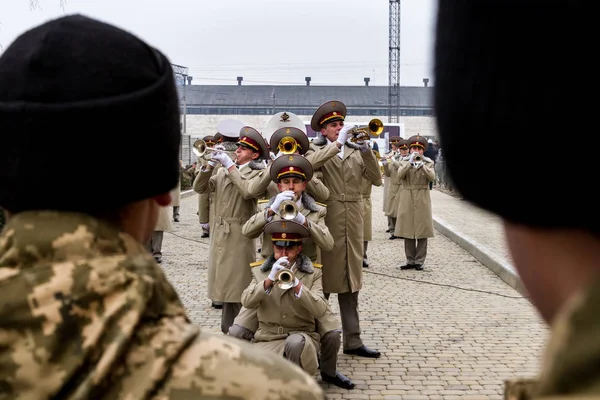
[183,114,438,139]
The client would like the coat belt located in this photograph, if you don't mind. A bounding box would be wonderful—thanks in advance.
[327,193,362,202]
[401,185,429,190]
[217,216,243,234]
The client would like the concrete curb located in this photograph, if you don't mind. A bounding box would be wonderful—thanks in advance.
[433,215,529,298]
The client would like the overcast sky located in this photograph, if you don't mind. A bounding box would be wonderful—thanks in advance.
[1,0,437,86]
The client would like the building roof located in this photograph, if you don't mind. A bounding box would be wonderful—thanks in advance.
[179,85,433,109]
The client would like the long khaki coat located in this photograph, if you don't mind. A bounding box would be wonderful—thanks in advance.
[309,142,382,293]
[394,157,436,239]
[170,181,181,208]
[194,163,221,224]
[154,206,172,232]
[361,173,382,241]
[195,163,269,302]
[384,155,405,217]
[241,256,330,375]
[382,151,396,213]
[241,194,334,263]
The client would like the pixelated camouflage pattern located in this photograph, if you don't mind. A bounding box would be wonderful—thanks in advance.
[504,279,600,400]
[0,211,324,399]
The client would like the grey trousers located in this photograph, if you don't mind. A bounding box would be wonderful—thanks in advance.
[283,334,305,368]
[388,217,397,232]
[145,231,164,258]
[221,302,242,334]
[228,325,341,376]
[325,291,362,350]
[405,238,428,264]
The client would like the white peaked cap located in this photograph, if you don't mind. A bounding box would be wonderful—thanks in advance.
[264,111,306,141]
[217,119,245,138]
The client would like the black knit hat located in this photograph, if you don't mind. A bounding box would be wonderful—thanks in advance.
[434,2,598,234]
[0,14,181,213]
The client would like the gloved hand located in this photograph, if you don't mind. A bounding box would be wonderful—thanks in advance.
[270,190,295,213]
[211,152,235,169]
[381,159,388,166]
[293,212,306,225]
[356,140,370,152]
[268,256,289,281]
[207,160,217,168]
[414,161,424,169]
[292,277,301,288]
[408,152,417,163]
[336,124,355,145]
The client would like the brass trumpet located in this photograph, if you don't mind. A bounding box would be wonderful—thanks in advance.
[349,118,384,142]
[412,153,423,163]
[278,200,299,220]
[275,266,296,290]
[193,139,237,162]
[278,136,299,155]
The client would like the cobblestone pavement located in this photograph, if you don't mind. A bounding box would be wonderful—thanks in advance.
[162,185,548,400]
[430,190,513,274]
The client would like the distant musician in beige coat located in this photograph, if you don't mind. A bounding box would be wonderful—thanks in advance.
[241,220,332,377]
[145,205,171,264]
[394,135,436,270]
[309,100,382,359]
[195,120,271,334]
[382,139,409,239]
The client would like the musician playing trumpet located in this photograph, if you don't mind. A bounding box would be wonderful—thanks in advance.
[232,153,356,389]
[241,220,334,377]
[241,153,334,262]
[394,135,436,271]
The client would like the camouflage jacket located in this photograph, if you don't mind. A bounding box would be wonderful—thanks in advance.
[505,279,600,400]
[0,212,324,399]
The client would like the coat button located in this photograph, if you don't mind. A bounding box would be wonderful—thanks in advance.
[282,314,286,319]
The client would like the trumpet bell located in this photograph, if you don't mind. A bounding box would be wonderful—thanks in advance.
[192,139,207,157]
[278,200,299,220]
[275,268,295,290]
[413,154,423,163]
[192,139,238,162]
[349,118,384,142]
[278,136,298,155]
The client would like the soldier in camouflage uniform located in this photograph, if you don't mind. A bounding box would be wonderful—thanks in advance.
[0,15,324,399]
[435,2,599,399]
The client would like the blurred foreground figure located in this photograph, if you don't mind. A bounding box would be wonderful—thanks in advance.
[0,14,323,399]
[434,2,598,398]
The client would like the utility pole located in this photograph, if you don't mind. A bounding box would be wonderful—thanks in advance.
[388,0,401,124]
[171,63,190,162]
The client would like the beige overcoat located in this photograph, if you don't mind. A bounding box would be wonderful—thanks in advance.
[309,142,382,294]
[170,181,181,207]
[394,157,436,239]
[192,162,222,224]
[241,254,331,375]
[384,155,405,217]
[241,193,333,263]
[382,151,396,213]
[154,206,172,232]
[361,175,381,241]
[195,162,270,302]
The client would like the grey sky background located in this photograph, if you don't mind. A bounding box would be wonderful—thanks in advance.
[1,0,437,86]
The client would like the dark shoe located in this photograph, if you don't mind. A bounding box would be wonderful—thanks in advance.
[385,229,390,233]
[200,233,209,238]
[389,235,399,240]
[173,215,180,222]
[154,256,162,264]
[343,345,381,358]
[415,264,424,271]
[321,371,355,390]
[400,264,416,270]
[362,258,369,268]
[212,302,223,309]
